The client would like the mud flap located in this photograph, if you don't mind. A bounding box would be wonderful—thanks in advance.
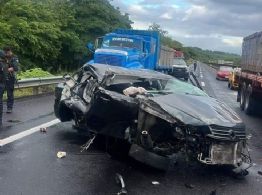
[129,144,175,170]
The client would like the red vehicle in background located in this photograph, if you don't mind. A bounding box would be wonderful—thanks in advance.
[216,66,233,80]
[174,50,184,58]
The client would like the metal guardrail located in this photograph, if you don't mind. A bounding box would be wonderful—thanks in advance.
[15,76,64,95]
[16,76,63,89]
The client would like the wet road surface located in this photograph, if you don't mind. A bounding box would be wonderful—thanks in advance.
[1,65,262,194]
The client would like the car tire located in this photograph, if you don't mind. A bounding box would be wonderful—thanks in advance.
[106,137,131,159]
[240,83,246,110]
[54,99,73,121]
[184,77,189,81]
[244,85,256,115]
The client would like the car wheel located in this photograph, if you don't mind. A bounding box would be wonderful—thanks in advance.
[240,83,246,110]
[106,137,131,159]
[184,77,189,81]
[244,85,255,115]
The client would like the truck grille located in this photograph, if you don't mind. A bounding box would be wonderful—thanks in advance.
[95,54,126,66]
[208,125,246,140]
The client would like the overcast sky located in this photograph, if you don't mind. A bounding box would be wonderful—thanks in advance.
[110,0,262,54]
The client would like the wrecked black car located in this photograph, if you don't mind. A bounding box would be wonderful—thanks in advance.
[54,63,251,174]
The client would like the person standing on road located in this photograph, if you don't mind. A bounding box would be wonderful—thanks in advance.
[0,46,19,127]
[194,61,197,72]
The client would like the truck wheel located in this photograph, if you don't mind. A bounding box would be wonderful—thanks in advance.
[240,83,246,110]
[244,85,255,115]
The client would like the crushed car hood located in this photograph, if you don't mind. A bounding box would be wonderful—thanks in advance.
[147,93,242,126]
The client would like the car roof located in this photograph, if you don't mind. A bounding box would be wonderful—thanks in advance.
[83,63,172,81]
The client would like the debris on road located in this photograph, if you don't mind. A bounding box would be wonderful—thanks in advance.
[7,119,21,123]
[40,127,47,133]
[80,134,96,152]
[115,173,127,195]
[57,151,67,159]
[151,181,160,185]
[184,183,195,189]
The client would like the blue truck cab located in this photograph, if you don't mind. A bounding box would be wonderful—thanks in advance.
[88,29,189,80]
[89,29,160,69]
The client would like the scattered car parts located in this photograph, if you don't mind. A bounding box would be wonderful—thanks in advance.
[57,151,66,159]
[115,173,127,195]
[151,181,160,185]
[80,134,96,152]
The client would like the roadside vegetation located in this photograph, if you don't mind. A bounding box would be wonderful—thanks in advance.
[0,0,240,77]
[0,0,132,73]
[17,68,53,80]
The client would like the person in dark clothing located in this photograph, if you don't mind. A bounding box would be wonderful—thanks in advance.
[0,46,19,127]
[193,61,197,72]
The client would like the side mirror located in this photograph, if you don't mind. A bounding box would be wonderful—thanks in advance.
[86,42,95,53]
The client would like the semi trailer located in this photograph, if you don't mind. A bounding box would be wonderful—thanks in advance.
[237,31,262,114]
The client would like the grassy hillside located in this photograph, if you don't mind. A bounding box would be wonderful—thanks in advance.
[182,47,241,66]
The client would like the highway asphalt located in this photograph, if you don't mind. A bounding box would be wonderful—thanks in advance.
[0,64,262,195]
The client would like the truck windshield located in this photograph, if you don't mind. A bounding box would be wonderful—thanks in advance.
[173,58,186,66]
[102,37,142,50]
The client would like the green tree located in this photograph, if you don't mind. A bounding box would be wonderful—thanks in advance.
[148,23,182,49]
[0,0,133,72]
[70,0,133,67]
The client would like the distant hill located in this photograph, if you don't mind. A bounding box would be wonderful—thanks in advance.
[148,23,241,66]
[161,37,241,66]
[181,46,241,65]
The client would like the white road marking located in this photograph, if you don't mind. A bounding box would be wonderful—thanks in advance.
[201,81,205,87]
[0,119,60,147]
[200,74,203,78]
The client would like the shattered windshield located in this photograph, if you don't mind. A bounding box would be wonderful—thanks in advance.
[106,73,207,97]
[151,78,207,96]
